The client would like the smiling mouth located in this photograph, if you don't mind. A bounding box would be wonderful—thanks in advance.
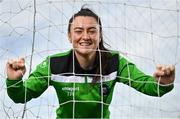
[79,42,92,46]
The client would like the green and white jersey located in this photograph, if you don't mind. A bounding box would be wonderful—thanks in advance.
[6,50,173,118]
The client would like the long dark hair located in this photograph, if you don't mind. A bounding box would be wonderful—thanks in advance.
[68,6,111,83]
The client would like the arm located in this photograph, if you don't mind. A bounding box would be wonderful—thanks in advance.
[118,57,174,97]
[6,57,50,103]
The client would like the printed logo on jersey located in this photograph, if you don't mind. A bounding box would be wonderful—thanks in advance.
[99,83,110,96]
[40,61,47,68]
[62,87,80,97]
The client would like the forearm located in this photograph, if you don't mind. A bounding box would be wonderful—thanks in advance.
[6,57,50,103]
[129,75,174,97]
[6,78,33,103]
[6,75,49,103]
[118,57,174,97]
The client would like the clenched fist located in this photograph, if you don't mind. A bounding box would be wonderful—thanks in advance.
[6,57,26,80]
[153,64,175,85]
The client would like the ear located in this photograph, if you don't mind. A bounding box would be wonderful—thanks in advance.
[68,32,72,43]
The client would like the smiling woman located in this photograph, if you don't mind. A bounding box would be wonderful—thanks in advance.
[5,6,175,119]
[67,7,111,82]
[68,16,101,69]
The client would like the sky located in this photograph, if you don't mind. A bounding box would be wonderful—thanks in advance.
[0,0,180,118]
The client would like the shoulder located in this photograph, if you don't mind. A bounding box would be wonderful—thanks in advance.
[49,49,72,58]
[109,50,132,63]
[37,50,72,69]
[49,49,73,65]
[107,50,134,68]
[49,49,73,74]
[108,50,121,61]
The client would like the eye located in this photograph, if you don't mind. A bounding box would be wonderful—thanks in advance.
[88,29,97,35]
[74,30,82,34]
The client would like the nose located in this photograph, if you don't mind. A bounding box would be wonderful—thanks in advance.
[82,31,90,40]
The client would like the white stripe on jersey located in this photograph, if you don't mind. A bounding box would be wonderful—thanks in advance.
[51,71,117,83]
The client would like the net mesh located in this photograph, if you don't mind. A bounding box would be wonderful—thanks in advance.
[0,0,180,118]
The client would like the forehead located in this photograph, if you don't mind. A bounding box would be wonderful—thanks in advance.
[71,16,99,28]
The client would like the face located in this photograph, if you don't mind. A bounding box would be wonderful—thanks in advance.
[68,16,101,57]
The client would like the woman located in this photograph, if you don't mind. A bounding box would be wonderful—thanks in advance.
[6,7,175,118]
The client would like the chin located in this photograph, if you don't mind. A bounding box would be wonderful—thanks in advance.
[75,48,96,56]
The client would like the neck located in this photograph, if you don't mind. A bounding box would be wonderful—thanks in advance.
[74,51,96,70]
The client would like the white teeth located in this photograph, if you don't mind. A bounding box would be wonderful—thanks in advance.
[80,42,91,46]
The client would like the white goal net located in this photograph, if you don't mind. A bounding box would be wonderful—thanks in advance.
[0,0,180,118]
